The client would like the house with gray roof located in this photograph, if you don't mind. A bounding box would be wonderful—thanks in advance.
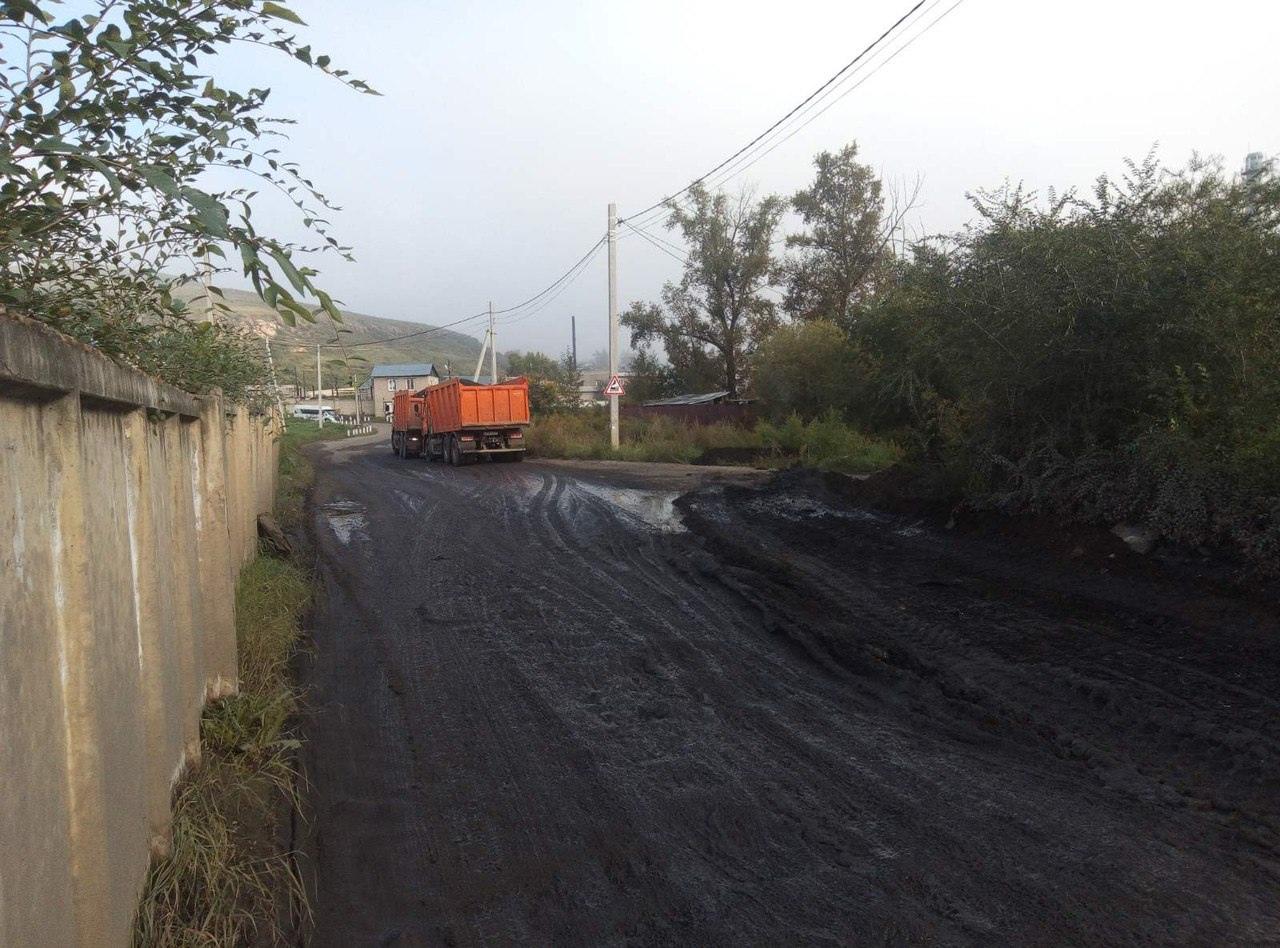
[357,363,441,418]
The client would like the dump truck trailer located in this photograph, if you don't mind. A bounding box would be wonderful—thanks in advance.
[423,377,530,464]
[390,390,426,458]
[391,378,531,464]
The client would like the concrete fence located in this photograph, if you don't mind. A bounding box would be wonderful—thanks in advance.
[0,313,279,946]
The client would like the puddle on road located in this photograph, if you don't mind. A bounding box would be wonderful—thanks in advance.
[571,483,686,533]
[393,489,424,513]
[743,494,889,526]
[320,499,368,545]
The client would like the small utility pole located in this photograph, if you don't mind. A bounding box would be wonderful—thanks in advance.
[607,202,619,450]
[263,337,285,422]
[201,249,217,323]
[489,300,498,383]
[315,343,323,427]
[473,326,488,381]
[571,314,578,370]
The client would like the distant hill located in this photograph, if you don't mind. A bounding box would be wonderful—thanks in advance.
[173,284,483,387]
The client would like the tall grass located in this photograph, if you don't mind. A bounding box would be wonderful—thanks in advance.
[133,426,320,945]
[526,408,900,474]
[758,412,904,475]
[276,419,349,529]
[527,411,760,463]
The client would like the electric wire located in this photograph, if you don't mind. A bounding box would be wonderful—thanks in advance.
[498,236,608,326]
[317,0,962,353]
[316,233,607,348]
[622,219,688,265]
[491,234,607,316]
[323,309,490,349]
[617,0,930,227]
[708,0,966,192]
[620,0,958,234]
[623,218,786,299]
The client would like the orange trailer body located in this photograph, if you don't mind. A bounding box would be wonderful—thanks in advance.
[389,377,531,465]
[423,377,531,433]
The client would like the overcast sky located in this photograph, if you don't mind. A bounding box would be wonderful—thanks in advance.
[210,0,1279,357]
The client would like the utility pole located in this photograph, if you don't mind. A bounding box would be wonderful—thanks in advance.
[315,343,323,427]
[571,314,578,370]
[263,337,285,423]
[608,202,619,450]
[489,300,498,383]
[473,314,490,381]
[473,331,487,381]
[200,249,217,323]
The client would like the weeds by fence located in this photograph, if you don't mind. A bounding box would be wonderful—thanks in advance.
[133,420,344,945]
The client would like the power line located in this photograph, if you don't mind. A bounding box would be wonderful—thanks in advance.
[706,0,966,194]
[499,237,608,326]
[620,0,960,235]
[492,234,607,315]
[617,0,930,227]
[623,218,787,299]
[313,0,963,354]
[314,234,607,349]
[622,219,687,264]
[328,309,490,349]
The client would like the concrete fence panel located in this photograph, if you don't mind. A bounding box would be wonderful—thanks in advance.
[0,314,279,947]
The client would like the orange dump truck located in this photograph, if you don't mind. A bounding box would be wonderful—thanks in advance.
[392,377,531,464]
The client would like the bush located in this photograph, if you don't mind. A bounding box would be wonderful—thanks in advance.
[759,412,903,475]
[752,320,864,421]
[852,153,1280,568]
[275,419,350,529]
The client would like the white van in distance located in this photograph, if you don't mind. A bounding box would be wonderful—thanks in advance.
[291,405,338,423]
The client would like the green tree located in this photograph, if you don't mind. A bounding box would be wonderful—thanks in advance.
[507,350,581,412]
[778,142,910,326]
[623,183,784,397]
[752,320,863,420]
[621,347,676,404]
[0,1,375,395]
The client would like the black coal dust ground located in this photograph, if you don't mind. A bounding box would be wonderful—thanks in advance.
[295,438,1280,946]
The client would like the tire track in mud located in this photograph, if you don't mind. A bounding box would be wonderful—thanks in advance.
[298,445,1280,946]
[679,479,1280,853]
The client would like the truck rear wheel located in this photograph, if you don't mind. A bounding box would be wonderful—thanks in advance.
[447,437,460,466]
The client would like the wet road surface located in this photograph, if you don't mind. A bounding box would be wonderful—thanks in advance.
[297,437,1280,946]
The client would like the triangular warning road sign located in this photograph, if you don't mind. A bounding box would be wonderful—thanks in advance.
[603,374,625,397]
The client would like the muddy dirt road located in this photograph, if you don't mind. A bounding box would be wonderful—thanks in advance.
[298,437,1280,946]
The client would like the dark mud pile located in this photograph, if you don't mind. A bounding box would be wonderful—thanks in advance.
[298,444,1280,946]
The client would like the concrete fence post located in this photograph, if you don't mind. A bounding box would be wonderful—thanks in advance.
[194,392,238,700]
